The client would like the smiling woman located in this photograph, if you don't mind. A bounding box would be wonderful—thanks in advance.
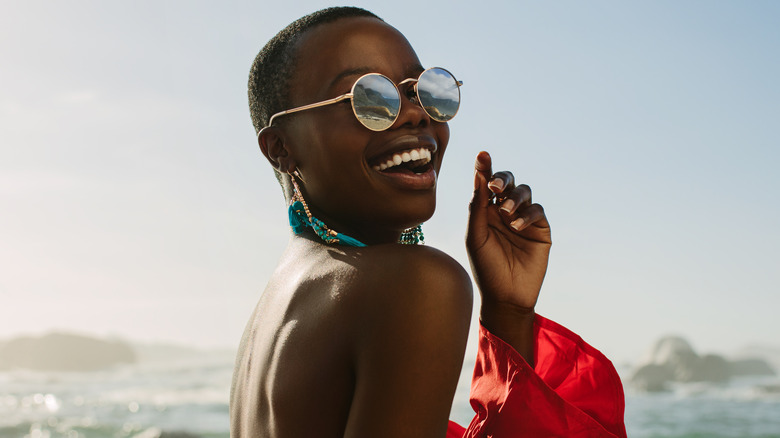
[230,6,626,438]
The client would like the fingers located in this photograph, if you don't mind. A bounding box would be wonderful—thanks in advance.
[488,171,515,196]
[472,151,493,209]
[468,152,493,248]
[497,184,531,216]
[507,203,549,232]
[474,151,493,185]
[469,151,549,240]
[494,183,547,232]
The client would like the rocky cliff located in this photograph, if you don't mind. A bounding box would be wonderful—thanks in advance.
[631,336,776,391]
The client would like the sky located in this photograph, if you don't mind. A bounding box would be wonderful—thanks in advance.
[1,0,778,364]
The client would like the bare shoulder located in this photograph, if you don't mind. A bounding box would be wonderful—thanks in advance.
[348,244,472,302]
[334,245,474,437]
[290,242,473,347]
[330,244,473,329]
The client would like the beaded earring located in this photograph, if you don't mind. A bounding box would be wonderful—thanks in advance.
[287,172,366,247]
[287,170,424,247]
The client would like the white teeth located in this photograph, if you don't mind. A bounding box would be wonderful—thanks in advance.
[374,147,433,171]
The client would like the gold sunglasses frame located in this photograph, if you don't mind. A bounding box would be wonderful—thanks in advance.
[265,67,463,131]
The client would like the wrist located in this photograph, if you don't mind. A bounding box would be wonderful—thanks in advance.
[480,299,535,332]
[479,299,536,365]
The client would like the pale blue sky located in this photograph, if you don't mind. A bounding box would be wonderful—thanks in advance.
[1,1,778,363]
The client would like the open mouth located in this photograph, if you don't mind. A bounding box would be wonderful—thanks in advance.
[370,147,433,175]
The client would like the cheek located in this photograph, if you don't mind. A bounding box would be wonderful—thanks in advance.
[287,121,372,200]
[435,123,451,163]
[287,117,365,168]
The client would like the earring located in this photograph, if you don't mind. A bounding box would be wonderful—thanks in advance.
[399,224,424,245]
[287,170,421,246]
[287,172,365,247]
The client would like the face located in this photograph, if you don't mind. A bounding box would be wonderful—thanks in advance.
[278,17,451,245]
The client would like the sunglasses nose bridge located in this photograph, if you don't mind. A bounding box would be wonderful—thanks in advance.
[395,77,423,111]
[390,87,433,131]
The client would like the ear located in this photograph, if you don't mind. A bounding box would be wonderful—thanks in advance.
[258,126,297,174]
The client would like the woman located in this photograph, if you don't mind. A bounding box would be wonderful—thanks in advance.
[231,7,625,437]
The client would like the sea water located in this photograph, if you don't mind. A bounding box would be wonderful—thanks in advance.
[623,377,780,437]
[0,354,233,438]
[2,356,779,438]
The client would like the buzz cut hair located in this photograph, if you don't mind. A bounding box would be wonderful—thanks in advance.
[248,7,383,135]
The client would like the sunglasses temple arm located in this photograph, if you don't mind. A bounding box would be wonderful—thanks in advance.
[267,93,354,127]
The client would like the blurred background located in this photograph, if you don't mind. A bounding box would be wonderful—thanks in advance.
[1,1,778,437]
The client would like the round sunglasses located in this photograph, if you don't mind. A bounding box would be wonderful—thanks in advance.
[266,67,462,131]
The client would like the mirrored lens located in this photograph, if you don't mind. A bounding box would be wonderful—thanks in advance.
[417,68,460,122]
[351,74,401,131]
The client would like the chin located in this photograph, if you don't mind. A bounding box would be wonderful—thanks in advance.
[384,193,437,229]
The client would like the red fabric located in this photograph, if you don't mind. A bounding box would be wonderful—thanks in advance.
[447,421,467,437]
[447,315,626,438]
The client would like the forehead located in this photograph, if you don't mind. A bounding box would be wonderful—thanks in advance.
[290,17,422,101]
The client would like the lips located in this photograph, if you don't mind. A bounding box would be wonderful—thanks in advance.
[367,135,438,190]
[371,147,432,171]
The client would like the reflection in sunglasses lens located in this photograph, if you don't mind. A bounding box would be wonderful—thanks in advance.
[353,75,401,131]
[351,69,460,130]
[417,68,460,122]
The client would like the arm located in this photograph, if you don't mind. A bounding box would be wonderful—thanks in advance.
[343,247,473,438]
[467,315,626,438]
[464,151,626,437]
[466,151,551,365]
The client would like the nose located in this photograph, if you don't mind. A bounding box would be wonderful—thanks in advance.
[391,84,430,129]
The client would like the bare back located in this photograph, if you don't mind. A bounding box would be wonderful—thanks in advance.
[230,238,359,437]
[230,236,473,438]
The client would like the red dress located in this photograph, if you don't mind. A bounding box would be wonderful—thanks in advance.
[447,315,627,437]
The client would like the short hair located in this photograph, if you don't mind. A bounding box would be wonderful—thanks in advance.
[248,7,383,188]
[248,7,383,134]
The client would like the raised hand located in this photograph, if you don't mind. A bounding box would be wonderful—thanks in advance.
[466,151,552,364]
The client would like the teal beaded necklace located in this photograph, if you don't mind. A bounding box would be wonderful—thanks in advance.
[288,177,423,247]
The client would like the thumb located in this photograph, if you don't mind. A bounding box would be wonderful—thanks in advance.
[467,151,493,248]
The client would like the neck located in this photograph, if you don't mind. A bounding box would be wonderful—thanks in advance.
[287,176,423,247]
[307,208,404,245]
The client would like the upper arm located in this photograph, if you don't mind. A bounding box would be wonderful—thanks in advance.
[343,248,473,438]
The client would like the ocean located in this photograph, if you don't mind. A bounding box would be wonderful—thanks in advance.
[2,355,779,437]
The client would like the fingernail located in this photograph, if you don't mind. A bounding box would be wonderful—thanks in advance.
[510,217,525,231]
[488,179,504,192]
[500,199,515,214]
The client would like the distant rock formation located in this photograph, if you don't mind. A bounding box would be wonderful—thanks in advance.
[730,358,776,377]
[631,336,776,391]
[0,332,136,371]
